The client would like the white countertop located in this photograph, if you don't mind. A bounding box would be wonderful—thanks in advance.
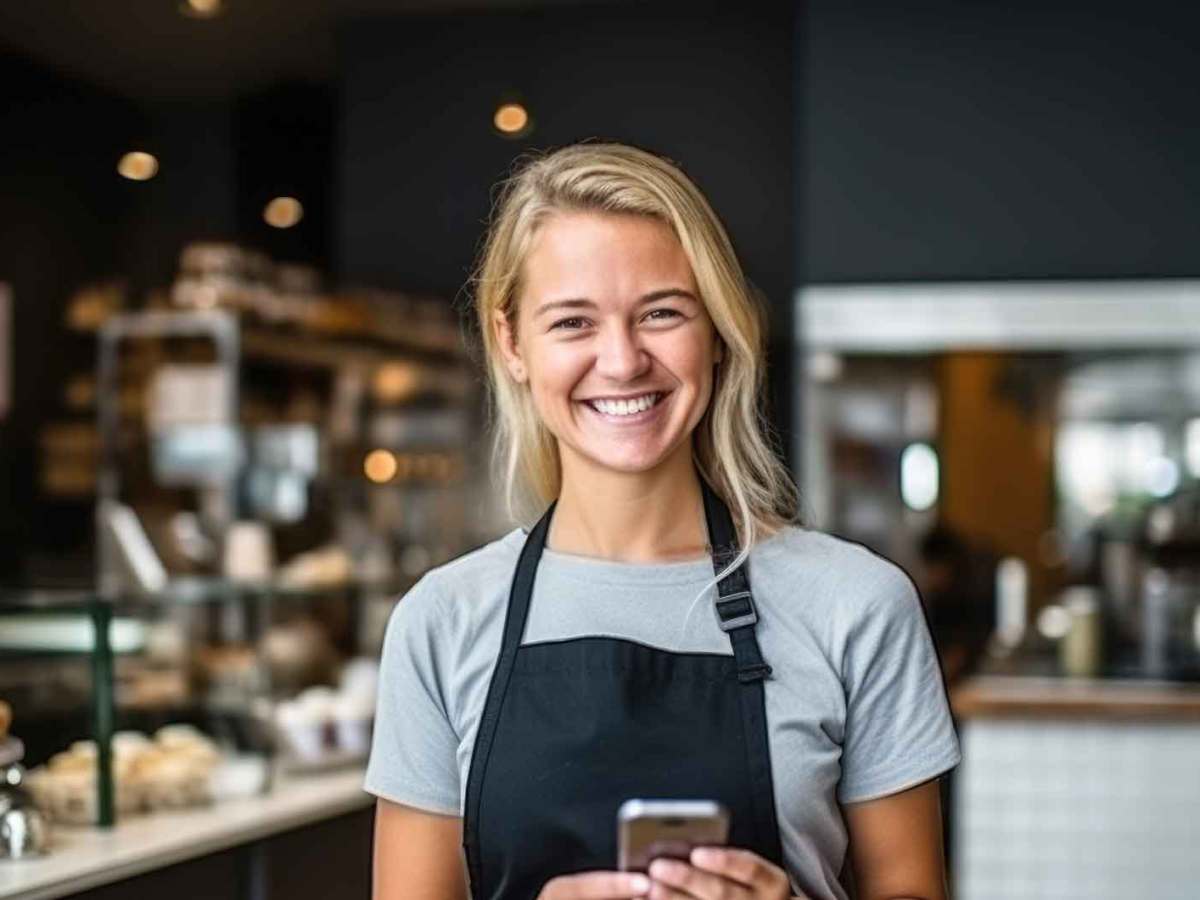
[0,767,373,900]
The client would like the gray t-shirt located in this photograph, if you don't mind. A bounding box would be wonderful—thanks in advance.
[365,524,961,900]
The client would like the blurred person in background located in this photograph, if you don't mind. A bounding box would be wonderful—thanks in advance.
[915,526,997,687]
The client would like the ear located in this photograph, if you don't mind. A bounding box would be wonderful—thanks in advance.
[492,307,527,383]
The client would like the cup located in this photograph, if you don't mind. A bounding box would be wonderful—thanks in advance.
[332,696,374,756]
[275,699,329,762]
[1059,587,1103,678]
[222,521,274,583]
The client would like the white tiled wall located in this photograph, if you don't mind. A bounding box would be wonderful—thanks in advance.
[954,718,1200,900]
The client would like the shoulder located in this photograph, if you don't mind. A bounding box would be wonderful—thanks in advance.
[422,527,525,594]
[753,524,915,593]
[749,524,922,627]
[396,527,525,631]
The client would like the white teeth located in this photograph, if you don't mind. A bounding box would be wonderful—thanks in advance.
[589,392,661,417]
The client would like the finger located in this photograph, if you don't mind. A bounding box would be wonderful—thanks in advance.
[688,847,789,892]
[647,880,696,900]
[648,857,751,900]
[542,870,653,899]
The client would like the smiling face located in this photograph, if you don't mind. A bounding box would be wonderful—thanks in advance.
[494,211,723,481]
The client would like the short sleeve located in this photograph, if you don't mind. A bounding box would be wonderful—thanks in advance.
[363,576,462,814]
[837,566,962,804]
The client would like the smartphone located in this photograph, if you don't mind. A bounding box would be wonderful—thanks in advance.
[616,799,730,873]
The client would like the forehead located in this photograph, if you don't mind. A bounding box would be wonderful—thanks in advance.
[520,211,695,303]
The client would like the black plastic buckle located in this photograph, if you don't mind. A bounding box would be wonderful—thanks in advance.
[713,590,758,632]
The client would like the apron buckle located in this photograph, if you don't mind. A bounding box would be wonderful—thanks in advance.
[714,590,758,631]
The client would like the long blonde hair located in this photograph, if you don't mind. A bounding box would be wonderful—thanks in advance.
[465,140,801,581]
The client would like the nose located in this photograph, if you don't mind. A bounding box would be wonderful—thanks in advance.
[594,322,650,383]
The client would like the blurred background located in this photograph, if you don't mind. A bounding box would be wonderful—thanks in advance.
[0,1,1198,899]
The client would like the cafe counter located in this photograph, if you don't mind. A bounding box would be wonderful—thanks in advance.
[948,673,1200,900]
[951,673,1200,720]
[0,768,373,900]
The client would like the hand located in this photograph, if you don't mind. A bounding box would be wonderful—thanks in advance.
[538,870,653,899]
[645,847,798,899]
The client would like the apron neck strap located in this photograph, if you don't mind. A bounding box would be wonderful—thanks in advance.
[700,476,750,597]
[505,475,771,682]
[700,477,773,683]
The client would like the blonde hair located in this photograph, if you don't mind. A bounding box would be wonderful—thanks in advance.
[465,140,801,582]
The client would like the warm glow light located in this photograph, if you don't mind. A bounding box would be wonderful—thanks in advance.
[373,363,420,402]
[181,0,223,18]
[117,151,158,181]
[493,103,530,135]
[263,196,303,229]
[364,449,397,483]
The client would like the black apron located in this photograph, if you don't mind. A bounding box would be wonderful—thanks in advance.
[462,478,784,899]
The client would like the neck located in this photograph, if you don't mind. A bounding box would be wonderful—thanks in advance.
[548,445,710,563]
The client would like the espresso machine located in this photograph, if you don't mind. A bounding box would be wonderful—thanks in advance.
[1134,485,1200,679]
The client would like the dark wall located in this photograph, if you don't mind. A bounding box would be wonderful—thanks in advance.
[236,83,335,271]
[336,0,797,459]
[0,46,143,575]
[120,85,333,292]
[119,99,239,294]
[803,0,1200,282]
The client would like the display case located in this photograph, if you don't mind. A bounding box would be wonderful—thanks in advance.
[3,240,503,839]
[0,577,389,830]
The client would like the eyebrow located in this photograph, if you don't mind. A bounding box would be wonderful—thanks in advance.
[533,288,698,319]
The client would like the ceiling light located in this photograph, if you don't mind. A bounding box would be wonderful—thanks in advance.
[181,0,223,18]
[263,197,303,229]
[493,102,532,138]
[117,151,158,181]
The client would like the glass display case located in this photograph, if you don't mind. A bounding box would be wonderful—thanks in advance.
[0,577,390,829]
[3,241,506,840]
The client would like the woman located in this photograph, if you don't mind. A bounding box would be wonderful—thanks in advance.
[367,142,960,900]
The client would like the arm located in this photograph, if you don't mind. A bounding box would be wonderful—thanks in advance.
[373,798,468,900]
[842,778,949,900]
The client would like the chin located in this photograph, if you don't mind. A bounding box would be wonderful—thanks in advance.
[574,441,682,476]
[593,457,664,475]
